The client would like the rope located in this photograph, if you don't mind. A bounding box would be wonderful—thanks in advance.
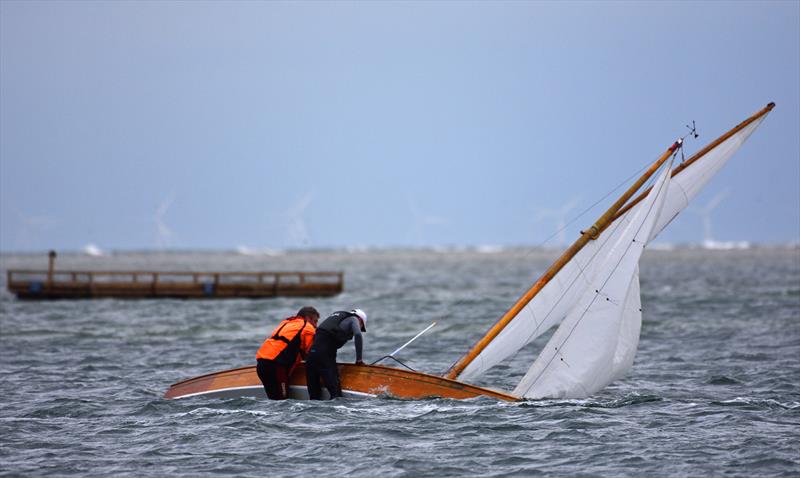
[370,355,417,372]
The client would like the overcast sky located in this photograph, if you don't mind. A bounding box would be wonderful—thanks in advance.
[1,1,798,253]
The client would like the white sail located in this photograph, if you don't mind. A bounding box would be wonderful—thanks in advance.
[513,163,672,399]
[610,266,642,382]
[456,112,770,382]
[458,209,637,381]
[649,116,767,241]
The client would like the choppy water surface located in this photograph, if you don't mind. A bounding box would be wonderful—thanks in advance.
[1,248,798,476]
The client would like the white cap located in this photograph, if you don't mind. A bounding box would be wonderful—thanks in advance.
[351,308,367,332]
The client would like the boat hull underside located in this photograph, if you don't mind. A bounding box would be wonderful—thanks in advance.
[164,363,517,401]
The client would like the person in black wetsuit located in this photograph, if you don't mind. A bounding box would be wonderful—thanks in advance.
[305,308,367,400]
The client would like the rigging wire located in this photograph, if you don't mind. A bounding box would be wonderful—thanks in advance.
[435,154,661,376]
[518,158,674,395]
[441,129,701,378]
[400,128,702,377]
[532,162,652,248]
[681,121,699,163]
[503,145,684,373]
[370,355,417,372]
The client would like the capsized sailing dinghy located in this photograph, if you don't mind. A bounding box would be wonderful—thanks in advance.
[165,103,774,401]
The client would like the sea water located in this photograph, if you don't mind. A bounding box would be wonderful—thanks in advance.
[0,248,798,476]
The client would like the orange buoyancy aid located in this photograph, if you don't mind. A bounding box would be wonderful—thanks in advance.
[256,317,316,368]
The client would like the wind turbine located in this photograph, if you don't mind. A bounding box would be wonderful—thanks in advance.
[533,197,581,247]
[407,196,448,247]
[692,190,748,249]
[286,192,314,247]
[154,194,175,250]
[11,209,58,251]
[697,191,726,247]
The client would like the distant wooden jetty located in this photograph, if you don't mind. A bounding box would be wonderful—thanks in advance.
[7,252,343,300]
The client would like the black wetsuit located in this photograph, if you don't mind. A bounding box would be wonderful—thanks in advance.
[305,311,363,400]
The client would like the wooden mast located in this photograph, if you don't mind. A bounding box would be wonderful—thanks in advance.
[444,141,681,380]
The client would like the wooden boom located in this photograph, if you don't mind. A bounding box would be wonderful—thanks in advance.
[608,102,776,227]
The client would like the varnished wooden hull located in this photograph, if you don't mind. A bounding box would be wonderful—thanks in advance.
[164,363,517,401]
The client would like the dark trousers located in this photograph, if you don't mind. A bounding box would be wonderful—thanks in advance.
[305,349,341,400]
[256,358,290,400]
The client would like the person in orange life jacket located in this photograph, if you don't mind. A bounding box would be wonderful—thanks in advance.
[256,306,320,400]
[305,308,367,400]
